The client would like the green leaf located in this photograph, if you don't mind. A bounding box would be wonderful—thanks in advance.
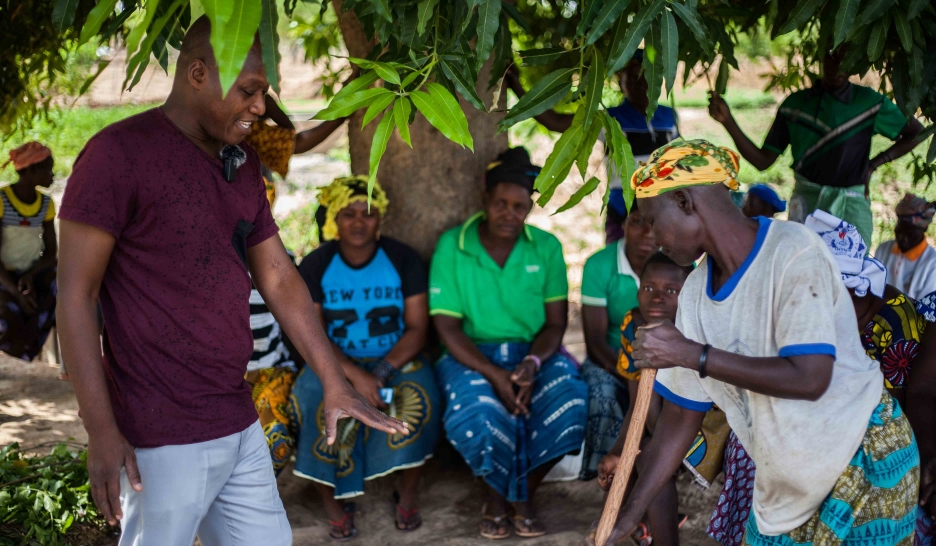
[576,0,607,37]
[833,0,860,48]
[858,0,896,26]
[362,94,396,128]
[607,0,665,76]
[576,113,603,178]
[867,20,887,61]
[927,137,936,164]
[554,177,602,214]
[416,0,440,35]
[393,98,413,147]
[715,55,730,96]
[315,88,392,120]
[476,0,502,69]
[258,0,282,96]
[670,1,710,54]
[440,59,485,110]
[369,112,394,196]
[369,0,393,22]
[536,110,585,206]
[776,0,823,35]
[581,49,605,136]
[893,10,913,52]
[499,68,574,130]
[660,10,679,97]
[488,13,513,91]
[125,0,186,90]
[909,45,924,89]
[79,0,120,44]
[501,2,530,33]
[907,0,928,19]
[601,111,635,211]
[519,48,569,66]
[643,24,665,120]
[125,0,159,61]
[204,0,263,97]
[426,83,472,150]
[411,85,473,150]
[52,0,80,32]
[584,0,631,46]
[374,64,401,86]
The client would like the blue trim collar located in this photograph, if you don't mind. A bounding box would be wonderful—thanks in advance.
[707,217,771,302]
[778,343,837,359]
[653,380,714,412]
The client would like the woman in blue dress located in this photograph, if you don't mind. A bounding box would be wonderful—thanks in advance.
[430,148,588,540]
[292,176,441,541]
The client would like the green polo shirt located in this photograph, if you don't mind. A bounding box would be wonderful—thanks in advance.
[580,239,640,351]
[429,212,568,344]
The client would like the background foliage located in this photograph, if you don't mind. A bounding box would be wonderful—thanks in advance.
[6,0,936,206]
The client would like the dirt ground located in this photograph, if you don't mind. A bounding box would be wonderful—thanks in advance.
[0,351,722,546]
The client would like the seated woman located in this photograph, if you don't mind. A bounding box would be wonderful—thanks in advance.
[0,142,58,361]
[704,210,923,546]
[292,176,441,540]
[579,201,657,481]
[430,148,588,540]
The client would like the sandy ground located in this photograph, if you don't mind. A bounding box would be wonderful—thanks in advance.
[0,348,722,546]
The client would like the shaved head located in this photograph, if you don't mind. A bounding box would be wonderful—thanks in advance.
[163,15,268,153]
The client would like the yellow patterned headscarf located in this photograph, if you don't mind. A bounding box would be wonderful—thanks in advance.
[630,139,740,198]
[318,175,389,241]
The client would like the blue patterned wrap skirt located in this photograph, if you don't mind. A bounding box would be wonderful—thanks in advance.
[291,357,441,499]
[436,342,588,502]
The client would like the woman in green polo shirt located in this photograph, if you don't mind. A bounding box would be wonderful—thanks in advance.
[430,148,588,540]
[578,201,657,481]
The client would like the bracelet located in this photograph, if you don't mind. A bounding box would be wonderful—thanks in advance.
[698,344,711,379]
[372,359,398,382]
[523,355,542,371]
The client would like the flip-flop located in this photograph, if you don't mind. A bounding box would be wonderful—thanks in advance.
[678,513,689,529]
[513,515,547,538]
[392,490,422,532]
[479,503,512,540]
[328,502,357,542]
[632,522,652,546]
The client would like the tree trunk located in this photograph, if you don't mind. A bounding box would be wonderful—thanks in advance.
[333,2,508,261]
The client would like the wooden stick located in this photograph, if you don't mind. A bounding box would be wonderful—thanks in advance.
[595,368,657,546]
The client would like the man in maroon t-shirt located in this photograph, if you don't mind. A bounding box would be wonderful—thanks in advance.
[56,17,407,546]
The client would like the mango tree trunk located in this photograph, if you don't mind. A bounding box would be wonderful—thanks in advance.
[333,1,508,260]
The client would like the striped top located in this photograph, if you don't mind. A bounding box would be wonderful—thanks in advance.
[0,185,55,272]
[247,249,298,372]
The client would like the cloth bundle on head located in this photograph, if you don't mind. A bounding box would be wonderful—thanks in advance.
[895,193,935,228]
[4,142,51,172]
[630,139,740,198]
[317,175,389,241]
[805,209,887,298]
[485,147,541,193]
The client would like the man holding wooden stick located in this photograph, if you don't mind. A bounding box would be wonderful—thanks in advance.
[594,139,919,546]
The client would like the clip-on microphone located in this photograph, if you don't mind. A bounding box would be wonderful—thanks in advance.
[220,145,247,182]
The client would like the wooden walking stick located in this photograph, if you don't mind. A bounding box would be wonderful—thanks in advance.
[594,368,658,546]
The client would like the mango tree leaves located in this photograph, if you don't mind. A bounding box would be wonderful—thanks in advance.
[258,0,281,96]
[203,0,262,96]
[601,111,635,212]
[535,110,585,207]
[554,177,601,214]
[369,110,395,195]
[715,55,730,96]
[642,24,665,120]
[907,0,929,20]
[670,1,711,54]
[607,0,664,76]
[576,111,603,178]
[580,49,605,135]
[416,0,440,36]
[362,92,397,127]
[349,58,402,86]
[660,9,679,97]
[867,20,888,61]
[315,87,392,120]
[894,10,913,52]
[440,58,485,110]
[576,0,606,38]
[498,68,574,130]
[519,48,569,67]
[369,0,393,22]
[393,97,413,147]
[79,0,120,44]
[410,83,474,150]
[52,0,80,33]
[858,0,897,26]
[776,0,823,36]
[475,0,501,70]
[584,0,630,46]
[833,0,860,48]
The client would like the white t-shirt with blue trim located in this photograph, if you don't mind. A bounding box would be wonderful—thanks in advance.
[655,217,883,536]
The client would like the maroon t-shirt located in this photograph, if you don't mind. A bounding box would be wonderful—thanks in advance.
[60,108,279,448]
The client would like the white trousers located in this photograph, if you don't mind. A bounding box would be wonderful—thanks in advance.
[118,421,291,546]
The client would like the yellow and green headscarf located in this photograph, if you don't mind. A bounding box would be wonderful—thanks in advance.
[318,175,389,241]
[630,139,741,198]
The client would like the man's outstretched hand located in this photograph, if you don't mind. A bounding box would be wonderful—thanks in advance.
[323,379,409,444]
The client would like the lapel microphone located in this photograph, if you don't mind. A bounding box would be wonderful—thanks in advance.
[220,145,247,182]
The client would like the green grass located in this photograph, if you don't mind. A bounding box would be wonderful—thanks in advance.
[1,103,156,180]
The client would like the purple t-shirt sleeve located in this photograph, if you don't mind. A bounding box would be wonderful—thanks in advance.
[59,133,136,237]
[245,153,278,248]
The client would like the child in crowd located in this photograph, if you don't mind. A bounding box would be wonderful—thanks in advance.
[742,184,786,219]
[597,252,707,546]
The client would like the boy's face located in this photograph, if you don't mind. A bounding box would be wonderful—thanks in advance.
[637,262,687,323]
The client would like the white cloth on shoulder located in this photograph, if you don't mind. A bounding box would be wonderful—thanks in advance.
[804,210,887,298]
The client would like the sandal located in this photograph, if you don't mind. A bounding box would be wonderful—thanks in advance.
[678,513,689,529]
[632,522,652,546]
[328,503,357,542]
[479,503,512,540]
[392,490,422,532]
[513,515,547,538]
